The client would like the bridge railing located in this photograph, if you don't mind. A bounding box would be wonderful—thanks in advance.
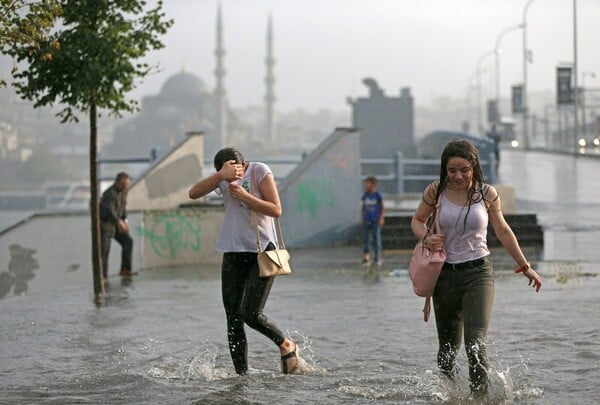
[203,152,496,195]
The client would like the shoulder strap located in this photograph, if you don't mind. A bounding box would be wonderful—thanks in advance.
[433,194,442,234]
[251,163,285,252]
[425,192,442,237]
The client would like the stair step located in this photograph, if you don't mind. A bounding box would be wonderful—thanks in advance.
[380,213,543,248]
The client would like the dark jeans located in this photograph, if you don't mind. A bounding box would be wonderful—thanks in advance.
[362,222,382,261]
[100,229,133,278]
[221,248,285,375]
[432,256,495,396]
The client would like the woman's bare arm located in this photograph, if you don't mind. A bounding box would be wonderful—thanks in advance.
[188,160,242,199]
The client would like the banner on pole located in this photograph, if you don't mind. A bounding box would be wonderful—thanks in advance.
[556,66,573,105]
[512,85,524,114]
[487,100,499,124]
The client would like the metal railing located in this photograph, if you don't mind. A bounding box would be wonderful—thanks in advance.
[208,152,497,194]
[361,152,496,193]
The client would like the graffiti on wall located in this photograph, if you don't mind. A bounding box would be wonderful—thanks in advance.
[137,212,201,259]
[295,179,335,219]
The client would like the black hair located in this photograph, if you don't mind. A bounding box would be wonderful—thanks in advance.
[115,172,130,182]
[213,147,245,171]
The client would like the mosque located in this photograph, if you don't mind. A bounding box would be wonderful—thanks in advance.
[103,6,278,160]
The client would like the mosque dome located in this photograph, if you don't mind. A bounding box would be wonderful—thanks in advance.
[160,71,208,97]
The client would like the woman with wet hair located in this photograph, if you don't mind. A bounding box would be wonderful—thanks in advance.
[410,139,542,398]
[189,147,301,375]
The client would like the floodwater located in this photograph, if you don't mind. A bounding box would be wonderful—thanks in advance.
[1,149,599,404]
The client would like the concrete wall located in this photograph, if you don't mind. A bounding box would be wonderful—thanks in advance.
[0,212,143,296]
[138,206,224,268]
[0,128,362,275]
[278,128,362,248]
[127,132,204,210]
[0,204,226,291]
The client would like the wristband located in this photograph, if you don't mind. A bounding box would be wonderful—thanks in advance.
[515,263,530,273]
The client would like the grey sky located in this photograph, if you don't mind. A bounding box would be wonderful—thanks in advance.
[134,0,600,112]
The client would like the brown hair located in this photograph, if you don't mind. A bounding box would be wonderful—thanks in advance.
[426,139,493,232]
[364,176,378,185]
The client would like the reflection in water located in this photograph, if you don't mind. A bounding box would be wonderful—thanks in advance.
[0,243,39,299]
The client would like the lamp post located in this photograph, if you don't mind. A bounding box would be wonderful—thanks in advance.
[495,24,524,126]
[477,50,495,133]
[582,71,596,138]
[522,0,536,150]
[464,70,480,132]
[573,0,579,152]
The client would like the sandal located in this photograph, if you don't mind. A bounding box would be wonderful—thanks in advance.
[281,344,299,374]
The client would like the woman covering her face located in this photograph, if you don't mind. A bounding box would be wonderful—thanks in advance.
[188,147,302,375]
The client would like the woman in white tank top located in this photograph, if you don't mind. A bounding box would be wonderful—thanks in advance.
[188,147,301,375]
[411,139,542,398]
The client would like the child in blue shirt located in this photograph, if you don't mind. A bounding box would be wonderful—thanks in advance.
[361,176,385,266]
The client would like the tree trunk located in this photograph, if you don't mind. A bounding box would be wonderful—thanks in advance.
[89,102,104,300]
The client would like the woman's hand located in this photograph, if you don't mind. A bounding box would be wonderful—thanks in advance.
[229,182,249,202]
[424,233,444,252]
[220,160,244,182]
[521,267,543,292]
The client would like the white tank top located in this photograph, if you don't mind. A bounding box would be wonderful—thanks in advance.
[215,162,278,253]
[439,192,490,264]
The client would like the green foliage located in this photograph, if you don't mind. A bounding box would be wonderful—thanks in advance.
[5,0,173,121]
[0,0,62,87]
[15,151,68,183]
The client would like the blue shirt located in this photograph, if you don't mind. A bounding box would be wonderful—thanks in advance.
[361,190,383,223]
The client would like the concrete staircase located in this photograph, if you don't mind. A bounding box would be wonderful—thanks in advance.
[382,213,543,249]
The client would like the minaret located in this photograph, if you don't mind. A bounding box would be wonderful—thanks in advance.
[264,13,276,142]
[214,3,227,148]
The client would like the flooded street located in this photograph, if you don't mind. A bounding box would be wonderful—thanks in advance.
[1,149,599,404]
[1,253,598,404]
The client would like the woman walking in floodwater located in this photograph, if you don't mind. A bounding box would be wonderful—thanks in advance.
[188,147,301,375]
[410,139,542,398]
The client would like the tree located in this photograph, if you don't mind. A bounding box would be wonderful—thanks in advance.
[5,0,172,301]
[0,0,62,87]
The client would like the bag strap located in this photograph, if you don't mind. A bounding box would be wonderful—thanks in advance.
[433,196,442,235]
[250,163,285,252]
[425,193,443,239]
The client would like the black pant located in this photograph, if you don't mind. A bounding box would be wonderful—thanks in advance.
[221,249,285,375]
[433,256,494,397]
[100,230,133,278]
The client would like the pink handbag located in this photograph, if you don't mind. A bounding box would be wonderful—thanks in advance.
[409,197,446,322]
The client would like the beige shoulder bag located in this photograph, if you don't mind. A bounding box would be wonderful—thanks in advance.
[249,164,292,277]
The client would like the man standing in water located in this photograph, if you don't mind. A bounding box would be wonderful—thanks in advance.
[100,172,136,279]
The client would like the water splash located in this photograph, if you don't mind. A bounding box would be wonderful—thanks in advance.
[282,331,326,375]
[146,343,232,383]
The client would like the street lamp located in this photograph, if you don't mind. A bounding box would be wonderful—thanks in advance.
[476,50,495,133]
[573,0,579,152]
[495,23,524,126]
[522,0,536,150]
[582,71,596,137]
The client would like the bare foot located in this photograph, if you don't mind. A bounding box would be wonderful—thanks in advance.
[279,339,299,374]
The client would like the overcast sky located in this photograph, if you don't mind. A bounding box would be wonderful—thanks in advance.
[134,0,600,112]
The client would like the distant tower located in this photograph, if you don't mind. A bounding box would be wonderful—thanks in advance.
[214,3,228,148]
[264,13,276,142]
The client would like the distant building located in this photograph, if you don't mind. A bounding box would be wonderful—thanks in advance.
[348,78,416,193]
[105,70,231,159]
[350,78,416,160]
